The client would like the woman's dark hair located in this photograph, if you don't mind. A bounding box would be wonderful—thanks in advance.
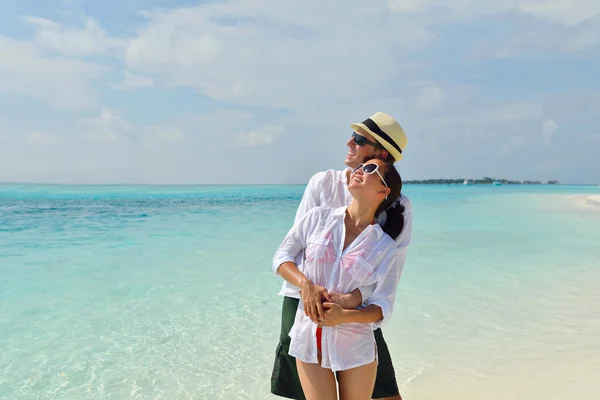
[363,156,405,240]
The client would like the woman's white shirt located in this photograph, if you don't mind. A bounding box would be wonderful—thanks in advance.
[272,206,402,371]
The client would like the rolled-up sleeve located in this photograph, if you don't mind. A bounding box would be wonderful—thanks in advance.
[357,285,375,306]
[272,208,315,276]
[364,248,403,329]
[359,196,412,311]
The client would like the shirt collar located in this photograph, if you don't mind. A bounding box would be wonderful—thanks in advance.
[331,206,385,239]
[338,168,351,185]
[331,206,347,217]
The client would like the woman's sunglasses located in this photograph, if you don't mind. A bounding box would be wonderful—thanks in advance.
[352,132,384,149]
[352,163,388,188]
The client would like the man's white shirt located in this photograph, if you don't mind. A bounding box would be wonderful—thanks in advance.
[275,168,412,323]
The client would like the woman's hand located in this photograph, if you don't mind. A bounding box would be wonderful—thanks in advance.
[328,289,363,309]
[299,280,332,324]
[319,302,347,327]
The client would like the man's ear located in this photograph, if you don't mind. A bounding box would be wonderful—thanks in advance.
[376,149,390,161]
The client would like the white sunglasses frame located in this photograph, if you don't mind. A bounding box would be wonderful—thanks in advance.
[353,163,389,190]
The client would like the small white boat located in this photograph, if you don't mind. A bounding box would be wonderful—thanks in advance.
[493,181,503,186]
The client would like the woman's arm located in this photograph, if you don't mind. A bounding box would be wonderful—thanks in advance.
[360,248,403,329]
[319,302,383,326]
[321,245,403,327]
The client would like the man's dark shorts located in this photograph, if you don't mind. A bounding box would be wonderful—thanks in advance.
[270,296,401,399]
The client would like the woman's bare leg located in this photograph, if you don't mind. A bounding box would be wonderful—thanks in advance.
[296,359,338,400]
[337,360,377,400]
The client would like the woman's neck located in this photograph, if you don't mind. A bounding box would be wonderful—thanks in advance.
[346,199,378,231]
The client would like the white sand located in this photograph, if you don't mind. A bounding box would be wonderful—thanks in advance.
[585,194,600,205]
[567,194,600,208]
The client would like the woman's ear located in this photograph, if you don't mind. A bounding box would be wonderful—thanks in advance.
[380,187,391,200]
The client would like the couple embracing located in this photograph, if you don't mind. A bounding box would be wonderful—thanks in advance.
[271,112,412,400]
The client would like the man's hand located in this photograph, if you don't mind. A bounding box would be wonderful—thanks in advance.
[299,280,332,324]
[319,302,348,327]
[328,288,363,309]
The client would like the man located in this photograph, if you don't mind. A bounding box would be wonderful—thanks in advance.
[271,112,412,400]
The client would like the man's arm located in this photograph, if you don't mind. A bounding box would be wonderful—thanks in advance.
[273,208,333,323]
[293,172,322,224]
[272,208,312,276]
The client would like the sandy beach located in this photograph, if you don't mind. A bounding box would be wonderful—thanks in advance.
[567,194,600,208]
[585,194,600,205]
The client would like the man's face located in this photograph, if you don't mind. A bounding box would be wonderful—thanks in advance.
[344,127,380,169]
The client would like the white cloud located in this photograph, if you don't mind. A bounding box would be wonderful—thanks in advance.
[491,102,545,122]
[495,17,600,56]
[518,0,600,27]
[28,131,55,144]
[111,70,154,90]
[387,0,600,26]
[1,2,599,184]
[386,0,600,54]
[433,100,544,128]
[499,134,530,155]
[387,0,433,13]
[25,16,125,57]
[84,107,132,142]
[123,1,434,110]
[0,36,105,109]
[154,127,183,144]
[415,83,446,111]
[541,119,558,146]
[235,124,283,147]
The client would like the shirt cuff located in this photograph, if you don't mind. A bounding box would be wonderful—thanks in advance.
[367,299,392,329]
[272,255,297,275]
[358,285,374,307]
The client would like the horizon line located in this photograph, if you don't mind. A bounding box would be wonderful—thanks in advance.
[1,181,598,186]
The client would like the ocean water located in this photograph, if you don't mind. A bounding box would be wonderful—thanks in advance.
[1,183,599,399]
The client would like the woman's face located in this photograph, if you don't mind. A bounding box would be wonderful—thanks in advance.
[347,159,390,202]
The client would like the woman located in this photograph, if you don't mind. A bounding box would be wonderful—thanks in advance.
[272,158,404,400]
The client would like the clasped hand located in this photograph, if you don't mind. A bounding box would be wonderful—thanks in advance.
[299,281,351,326]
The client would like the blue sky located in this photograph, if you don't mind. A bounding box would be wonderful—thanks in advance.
[0,0,599,184]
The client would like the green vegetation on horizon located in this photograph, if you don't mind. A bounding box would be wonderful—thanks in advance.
[404,177,560,185]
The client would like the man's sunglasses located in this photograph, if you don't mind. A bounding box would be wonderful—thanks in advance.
[352,163,388,188]
[352,132,384,149]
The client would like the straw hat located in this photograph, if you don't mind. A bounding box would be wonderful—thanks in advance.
[350,112,407,161]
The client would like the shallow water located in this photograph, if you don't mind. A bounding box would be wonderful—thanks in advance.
[1,183,599,399]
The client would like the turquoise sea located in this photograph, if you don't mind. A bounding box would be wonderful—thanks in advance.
[1,183,600,399]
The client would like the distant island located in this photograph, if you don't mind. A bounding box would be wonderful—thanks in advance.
[404,177,560,185]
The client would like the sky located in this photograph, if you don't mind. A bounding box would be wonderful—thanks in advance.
[0,0,599,184]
